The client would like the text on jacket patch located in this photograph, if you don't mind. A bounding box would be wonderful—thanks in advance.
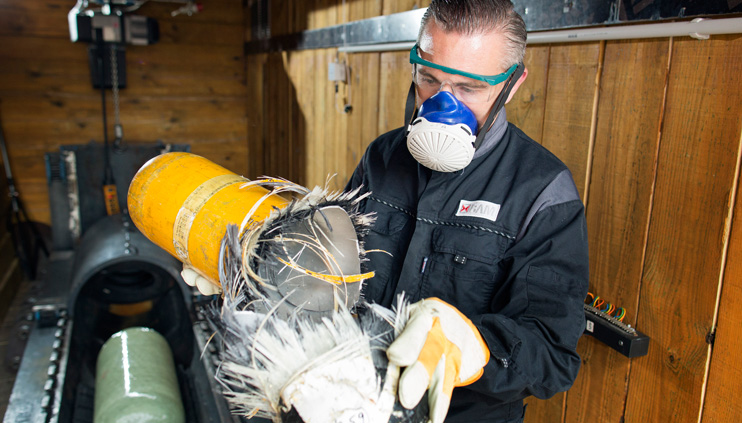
[456,199,501,222]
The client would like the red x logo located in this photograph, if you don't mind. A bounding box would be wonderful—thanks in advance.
[460,204,470,212]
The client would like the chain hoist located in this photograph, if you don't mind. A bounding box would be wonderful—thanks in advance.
[110,44,125,151]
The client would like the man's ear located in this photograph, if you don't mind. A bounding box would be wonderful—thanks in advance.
[505,67,528,104]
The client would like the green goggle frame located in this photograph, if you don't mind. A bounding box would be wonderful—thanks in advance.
[409,43,518,86]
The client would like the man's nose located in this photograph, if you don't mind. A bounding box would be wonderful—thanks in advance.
[438,81,455,93]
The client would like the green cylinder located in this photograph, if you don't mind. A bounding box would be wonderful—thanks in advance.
[94,327,186,423]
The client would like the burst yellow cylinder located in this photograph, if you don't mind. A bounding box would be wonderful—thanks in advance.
[128,152,289,285]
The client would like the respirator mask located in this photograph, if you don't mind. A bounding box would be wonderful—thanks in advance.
[406,91,479,172]
[405,43,525,172]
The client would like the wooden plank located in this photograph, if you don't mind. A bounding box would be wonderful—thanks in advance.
[308,48,328,189]
[345,52,380,185]
[138,0,245,26]
[332,54,350,191]
[0,36,88,63]
[0,7,69,38]
[0,99,247,149]
[624,34,742,423]
[702,147,742,423]
[0,59,246,98]
[349,0,383,21]
[262,52,288,180]
[320,47,340,190]
[563,38,670,423]
[540,42,601,200]
[504,45,549,143]
[377,51,410,135]
[151,20,244,46]
[698,36,742,423]
[291,0,311,33]
[524,394,563,423]
[286,49,308,185]
[523,41,601,423]
[298,49,317,186]
[190,142,249,176]
[0,35,243,67]
[246,53,267,179]
[382,0,429,15]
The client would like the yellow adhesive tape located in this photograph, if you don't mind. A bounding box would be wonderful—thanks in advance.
[173,174,247,262]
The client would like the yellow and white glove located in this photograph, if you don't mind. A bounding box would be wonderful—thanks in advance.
[387,298,489,423]
[181,265,222,296]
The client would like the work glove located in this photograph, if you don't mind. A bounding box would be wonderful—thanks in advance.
[181,265,222,296]
[387,297,489,423]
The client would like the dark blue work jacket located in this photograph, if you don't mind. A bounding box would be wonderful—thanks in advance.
[346,116,589,423]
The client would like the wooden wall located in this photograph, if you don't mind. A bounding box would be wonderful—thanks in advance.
[248,2,742,423]
[0,0,250,224]
[1,1,741,422]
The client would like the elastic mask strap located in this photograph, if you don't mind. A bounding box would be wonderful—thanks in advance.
[404,81,418,130]
[473,63,525,150]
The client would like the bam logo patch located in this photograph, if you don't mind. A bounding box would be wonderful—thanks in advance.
[456,199,500,222]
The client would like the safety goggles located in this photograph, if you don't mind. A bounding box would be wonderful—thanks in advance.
[410,43,519,104]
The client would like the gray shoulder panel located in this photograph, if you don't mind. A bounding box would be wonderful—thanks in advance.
[516,169,581,242]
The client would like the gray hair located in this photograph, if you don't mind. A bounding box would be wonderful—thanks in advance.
[418,0,527,70]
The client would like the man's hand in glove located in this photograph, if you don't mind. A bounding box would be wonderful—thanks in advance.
[387,298,490,423]
[181,265,222,296]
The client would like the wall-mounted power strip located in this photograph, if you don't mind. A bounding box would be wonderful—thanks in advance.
[584,304,649,358]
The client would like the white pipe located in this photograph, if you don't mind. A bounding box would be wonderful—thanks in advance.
[339,41,414,53]
[526,17,742,44]
[338,17,742,53]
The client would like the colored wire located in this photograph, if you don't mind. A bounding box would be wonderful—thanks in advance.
[585,292,595,305]
[593,297,604,309]
[614,307,626,322]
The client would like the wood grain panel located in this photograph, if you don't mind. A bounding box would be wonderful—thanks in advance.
[319,47,342,190]
[525,41,600,423]
[307,48,331,188]
[345,52,381,184]
[624,35,742,423]
[1,95,247,144]
[297,49,317,186]
[524,394,563,423]
[286,49,309,185]
[264,52,290,180]
[564,38,670,423]
[377,51,411,135]
[246,53,266,178]
[348,0,383,21]
[138,0,245,25]
[332,56,350,191]
[505,45,550,143]
[0,0,248,223]
[0,59,246,98]
[382,0,430,15]
[698,36,742,423]
[541,42,601,200]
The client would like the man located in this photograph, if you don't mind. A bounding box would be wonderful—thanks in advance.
[346,1,589,422]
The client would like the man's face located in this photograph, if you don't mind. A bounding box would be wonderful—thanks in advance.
[416,21,516,129]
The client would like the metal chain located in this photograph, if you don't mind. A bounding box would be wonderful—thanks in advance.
[110,44,124,149]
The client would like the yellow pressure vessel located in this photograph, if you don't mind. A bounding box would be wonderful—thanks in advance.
[128,152,289,285]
